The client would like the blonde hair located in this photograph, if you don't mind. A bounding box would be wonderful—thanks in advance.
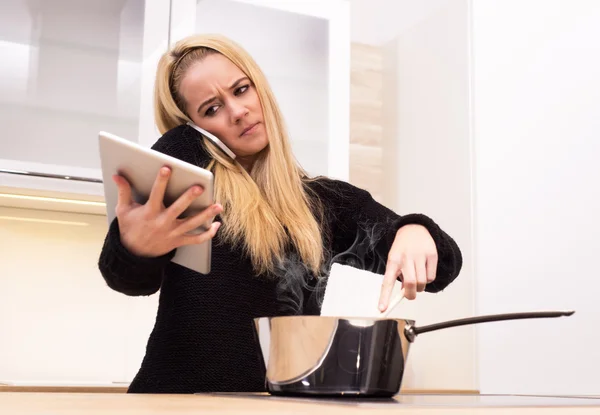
[154,34,324,277]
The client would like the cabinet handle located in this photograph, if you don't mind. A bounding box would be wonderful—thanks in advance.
[0,168,103,184]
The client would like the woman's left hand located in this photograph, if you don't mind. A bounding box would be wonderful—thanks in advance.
[378,224,438,311]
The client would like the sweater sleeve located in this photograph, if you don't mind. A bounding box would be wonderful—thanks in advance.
[324,180,463,293]
[98,218,176,296]
[97,124,211,296]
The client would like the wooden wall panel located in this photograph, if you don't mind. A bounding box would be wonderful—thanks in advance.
[350,43,383,202]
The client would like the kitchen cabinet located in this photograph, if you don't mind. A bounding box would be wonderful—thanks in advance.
[0,0,169,385]
[0,0,170,209]
[163,0,350,180]
[0,205,160,385]
[0,0,350,214]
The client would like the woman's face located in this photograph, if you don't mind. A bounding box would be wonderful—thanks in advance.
[179,53,268,170]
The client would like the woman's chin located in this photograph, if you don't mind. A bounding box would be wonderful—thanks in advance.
[244,137,269,156]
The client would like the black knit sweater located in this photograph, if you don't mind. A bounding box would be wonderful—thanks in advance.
[98,124,463,394]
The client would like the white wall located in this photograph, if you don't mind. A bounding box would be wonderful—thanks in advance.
[350,0,457,46]
[352,0,600,395]
[472,0,600,395]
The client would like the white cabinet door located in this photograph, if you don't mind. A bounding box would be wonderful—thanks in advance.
[0,0,170,203]
[169,0,350,180]
[0,206,127,385]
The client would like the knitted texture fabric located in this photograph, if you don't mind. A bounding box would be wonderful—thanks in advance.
[97,124,463,394]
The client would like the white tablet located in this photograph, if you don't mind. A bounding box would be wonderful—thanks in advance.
[98,131,215,274]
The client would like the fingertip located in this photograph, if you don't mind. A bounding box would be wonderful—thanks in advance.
[160,166,171,176]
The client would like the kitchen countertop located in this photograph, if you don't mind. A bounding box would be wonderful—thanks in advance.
[1,392,599,414]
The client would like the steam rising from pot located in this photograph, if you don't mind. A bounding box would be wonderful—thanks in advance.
[273,218,395,315]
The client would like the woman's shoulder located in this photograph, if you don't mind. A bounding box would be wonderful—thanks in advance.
[151,124,212,168]
[304,176,373,208]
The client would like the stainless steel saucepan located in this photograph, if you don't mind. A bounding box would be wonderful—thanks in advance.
[252,310,574,398]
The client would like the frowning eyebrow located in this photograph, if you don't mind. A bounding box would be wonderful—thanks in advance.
[197,76,250,114]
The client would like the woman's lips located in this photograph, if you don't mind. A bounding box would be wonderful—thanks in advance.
[241,122,259,137]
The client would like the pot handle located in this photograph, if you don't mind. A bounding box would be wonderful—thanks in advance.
[404,310,575,342]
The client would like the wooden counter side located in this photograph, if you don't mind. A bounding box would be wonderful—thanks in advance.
[0,392,599,415]
[0,385,478,394]
[0,385,128,393]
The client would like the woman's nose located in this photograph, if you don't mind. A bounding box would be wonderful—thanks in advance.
[230,102,249,123]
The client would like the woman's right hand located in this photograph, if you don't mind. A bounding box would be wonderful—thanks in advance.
[112,165,222,258]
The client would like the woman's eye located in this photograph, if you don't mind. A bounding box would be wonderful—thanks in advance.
[235,85,249,95]
[205,105,218,116]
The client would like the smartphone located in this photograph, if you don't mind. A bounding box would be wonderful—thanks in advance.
[187,122,236,159]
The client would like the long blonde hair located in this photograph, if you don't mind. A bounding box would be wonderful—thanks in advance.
[154,34,324,277]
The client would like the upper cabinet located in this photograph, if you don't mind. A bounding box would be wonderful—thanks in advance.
[0,0,350,212]
[0,0,170,205]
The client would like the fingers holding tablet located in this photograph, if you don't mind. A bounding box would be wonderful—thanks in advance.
[165,182,206,222]
[178,221,222,248]
[147,166,172,212]
[112,174,136,216]
[110,166,221,258]
[176,202,223,236]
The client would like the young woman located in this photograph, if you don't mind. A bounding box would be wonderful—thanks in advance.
[98,34,463,394]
